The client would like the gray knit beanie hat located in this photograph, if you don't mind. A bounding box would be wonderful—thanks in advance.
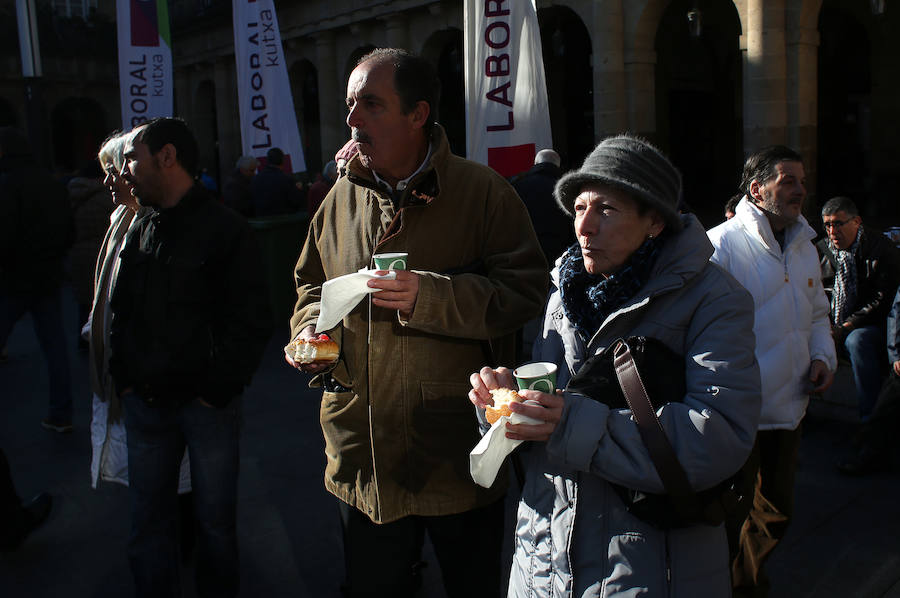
[554,134,683,230]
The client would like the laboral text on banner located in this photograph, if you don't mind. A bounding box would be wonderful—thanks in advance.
[116,0,173,128]
[463,0,552,178]
[232,0,305,173]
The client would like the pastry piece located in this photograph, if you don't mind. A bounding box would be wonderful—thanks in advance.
[285,334,339,364]
[485,387,523,424]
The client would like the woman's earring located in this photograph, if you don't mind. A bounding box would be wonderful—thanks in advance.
[647,233,654,239]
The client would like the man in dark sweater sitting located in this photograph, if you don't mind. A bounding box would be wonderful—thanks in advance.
[817,195,900,420]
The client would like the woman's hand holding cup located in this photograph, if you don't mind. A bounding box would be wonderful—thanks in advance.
[504,389,563,442]
[468,363,564,442]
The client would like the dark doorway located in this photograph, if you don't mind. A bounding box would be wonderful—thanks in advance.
[655,0,742,228]
[423,29,465,156]
[0,98,18,127]
[538,6,594,171]
[817,4,873,217]
[50,97,107,174]
[193,80,219,189]
[290,59,322,176]
[436,31,465,157]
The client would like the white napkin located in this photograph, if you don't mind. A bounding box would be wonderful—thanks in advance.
[469,402,542,488]
[315,268,397,333]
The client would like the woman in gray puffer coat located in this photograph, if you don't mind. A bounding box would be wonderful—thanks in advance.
[470,136,761,597]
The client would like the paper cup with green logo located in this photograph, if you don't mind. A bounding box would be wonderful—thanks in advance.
[373,252,408,271]
[513,362,558,394]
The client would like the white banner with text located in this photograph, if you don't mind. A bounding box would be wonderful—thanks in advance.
[116,0,174,128]
[232,0,305,173]
[464,0,552,178]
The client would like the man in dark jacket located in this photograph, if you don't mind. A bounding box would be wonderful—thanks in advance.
[511,148,573,265]
[837,286,900,475]
[0,126,75,432]
[817,196,900,419]
[110,117,271,598]
[249,146,302,216]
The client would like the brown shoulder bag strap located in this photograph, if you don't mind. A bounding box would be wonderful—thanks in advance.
[613,339,695,502]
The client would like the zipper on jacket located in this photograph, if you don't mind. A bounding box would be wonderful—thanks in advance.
[367,294,372,346]
[783,260,789,283]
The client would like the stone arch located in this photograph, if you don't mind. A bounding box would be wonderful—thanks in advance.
[192,79,219,187]
[628,0,673,50]
[795,0,825,30]
[537,5,593,169]
[422,28,465,156]
[290,58,322,175]
[50,97,107,173]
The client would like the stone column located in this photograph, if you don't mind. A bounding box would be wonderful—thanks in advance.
[786,26,820,201]
[624,47,656,138]
[314,32,344,161]
[591,0,627,139]
[380,14,408,50]
[743,0,787,153]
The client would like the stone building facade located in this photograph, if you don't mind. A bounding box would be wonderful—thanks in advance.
[2,0,897,226]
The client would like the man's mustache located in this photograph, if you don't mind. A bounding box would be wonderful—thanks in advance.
[352,130,371,144]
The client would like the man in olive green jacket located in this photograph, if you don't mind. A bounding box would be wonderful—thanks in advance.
[286,49,547,597]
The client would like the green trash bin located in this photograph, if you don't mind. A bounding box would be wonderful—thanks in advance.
[249,212,309,326]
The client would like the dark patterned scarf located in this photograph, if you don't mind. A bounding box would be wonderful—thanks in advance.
[829,226,863,325]
[558,236,662,341]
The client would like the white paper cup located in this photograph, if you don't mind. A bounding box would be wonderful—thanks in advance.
[513,362,558,394]
[373,252,408,271]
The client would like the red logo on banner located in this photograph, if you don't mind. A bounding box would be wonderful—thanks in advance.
[487,143,535,179]
[131,0,160,47]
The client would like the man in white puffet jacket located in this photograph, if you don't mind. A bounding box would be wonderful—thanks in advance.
[707,144,837,597]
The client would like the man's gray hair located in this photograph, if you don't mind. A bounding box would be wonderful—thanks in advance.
[740,145,802,198]
[535,149,561,167]
[821,196,859,218]
[236,155,258,171]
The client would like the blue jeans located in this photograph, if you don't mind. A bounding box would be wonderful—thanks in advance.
[124,393,241,598]
[843,325,887,419]
[0,286,73,423]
